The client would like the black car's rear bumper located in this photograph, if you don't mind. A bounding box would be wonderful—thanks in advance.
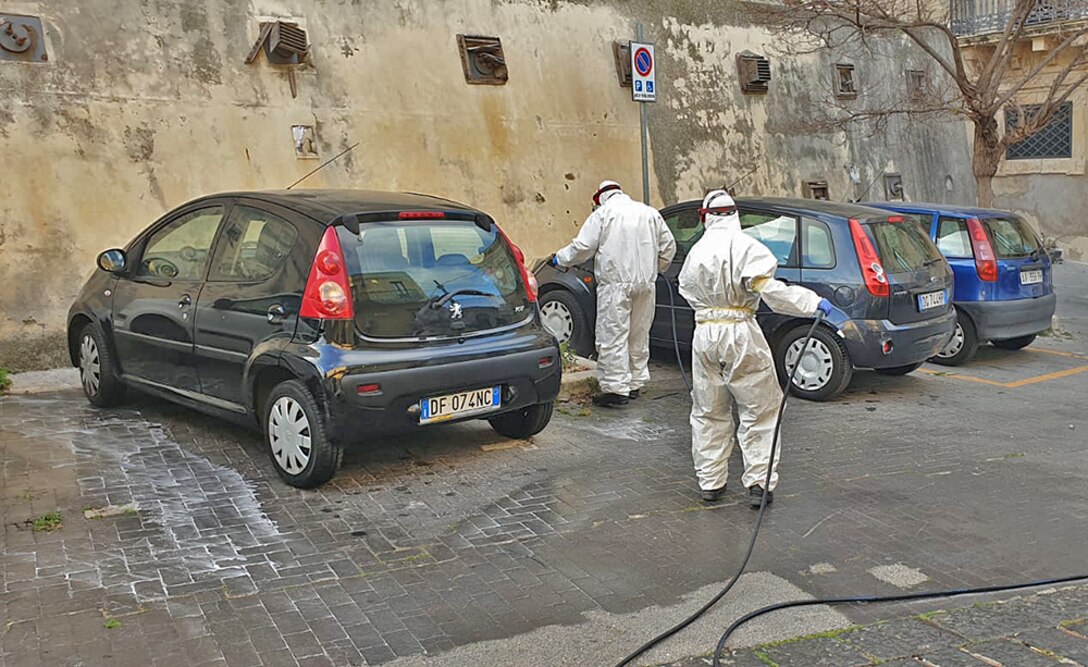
[841,308,957,368]
[321,344,561,440]
[958,293,1056,341]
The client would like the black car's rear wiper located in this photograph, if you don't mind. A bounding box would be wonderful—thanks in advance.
[428,288,495,309]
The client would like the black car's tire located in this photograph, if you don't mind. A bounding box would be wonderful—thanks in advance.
[875,362,924,376]
[539,290,593,357]
[488,402,554,439]
[78,323,126,407]
[930,310,978,366]
[774,324,853,402]
[992,334,1036,351]
[263,380,342,489]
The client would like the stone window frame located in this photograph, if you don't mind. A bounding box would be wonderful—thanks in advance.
[997,89,1086,177]
[834,63,858,99]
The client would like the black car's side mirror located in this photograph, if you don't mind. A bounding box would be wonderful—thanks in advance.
[97,249,127,274]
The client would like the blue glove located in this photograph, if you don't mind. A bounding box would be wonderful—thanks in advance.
[549,255,559,267]
[816,298,833,317]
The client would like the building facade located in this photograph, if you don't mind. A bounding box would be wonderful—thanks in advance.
[0,0,976,370]
[953,0,1088,261]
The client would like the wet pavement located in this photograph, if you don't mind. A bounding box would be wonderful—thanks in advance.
[2,263,1087,667]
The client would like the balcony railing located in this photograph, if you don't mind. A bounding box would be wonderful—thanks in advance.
[951,0,1088,36]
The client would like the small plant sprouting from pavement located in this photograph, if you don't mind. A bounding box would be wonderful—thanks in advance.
[556,404,592,418]
[1040,328,1074,340]
[559,341,578,371]
[1003,452,1026,460]
[587,376,601,396]
[31,512,62,532]
[757,625,860,648]
[753,650,779,667]
[103,618,122,630]
[0,367,10,395]
[83,504,140,520]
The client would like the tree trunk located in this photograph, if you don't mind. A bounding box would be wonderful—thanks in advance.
[972,117,1003,208]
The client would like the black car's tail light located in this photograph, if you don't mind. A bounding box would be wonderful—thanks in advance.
[300,227,354,320]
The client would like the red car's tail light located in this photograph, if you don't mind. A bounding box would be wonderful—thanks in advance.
[300,227,355,320]
[966,217,998,282]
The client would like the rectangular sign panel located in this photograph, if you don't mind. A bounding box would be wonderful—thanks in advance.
[630,41,656,103]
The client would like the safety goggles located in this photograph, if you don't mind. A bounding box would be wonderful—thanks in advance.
[592,184,622,206]
[698,205,737,221]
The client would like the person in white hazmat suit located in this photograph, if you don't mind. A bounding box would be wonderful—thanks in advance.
[679,190,834,505]
[551,181,677,407]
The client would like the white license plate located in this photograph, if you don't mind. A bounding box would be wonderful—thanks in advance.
[917,290,947,311]
[419,386,501,425]
[1021,269,1043,285]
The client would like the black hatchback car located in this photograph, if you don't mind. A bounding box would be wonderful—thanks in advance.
[536,197,956,401]
[68,190,560,487]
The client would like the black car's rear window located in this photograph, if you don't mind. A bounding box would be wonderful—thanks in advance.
[867,219,943,273]
[337,221,530,338]
[982,216,1040,258]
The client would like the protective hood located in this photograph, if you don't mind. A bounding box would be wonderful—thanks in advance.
[701,189,741,235]
[594,180,623,207]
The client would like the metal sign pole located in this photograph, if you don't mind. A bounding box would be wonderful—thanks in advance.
[636,22,650,205]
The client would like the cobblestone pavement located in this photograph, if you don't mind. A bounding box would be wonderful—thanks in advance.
[2,263,1086,667]
[665,583,1088,666]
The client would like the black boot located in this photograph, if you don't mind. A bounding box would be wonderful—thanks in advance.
[592,392,629,408]
[628,388,641,400]
[748,485,774,508]
[701,485,727,502]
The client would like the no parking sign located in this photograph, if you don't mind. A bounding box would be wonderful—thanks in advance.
[630,41,656,103]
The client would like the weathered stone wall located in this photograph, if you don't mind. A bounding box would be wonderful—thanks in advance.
[0,0,976,370]
[986,39,1088,261]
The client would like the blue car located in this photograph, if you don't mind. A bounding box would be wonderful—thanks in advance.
[536,198,956,401]
[866,203,1056,365]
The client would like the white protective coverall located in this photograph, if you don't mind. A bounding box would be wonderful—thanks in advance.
[556,182,677,395]
[678,191,822,492]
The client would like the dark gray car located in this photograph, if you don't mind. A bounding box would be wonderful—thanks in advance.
[535,197,956,401]
[69,190,561,488]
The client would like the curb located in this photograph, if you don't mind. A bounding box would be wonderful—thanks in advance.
[558,356,597,401]
[6,368,81,395]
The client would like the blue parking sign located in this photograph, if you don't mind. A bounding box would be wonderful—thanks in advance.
[647,81,654,93]
[635,80,643,92]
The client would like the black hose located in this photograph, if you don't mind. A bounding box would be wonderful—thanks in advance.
[630,280,1088,667]
[712,573,1088,666]
[659,275,691,392]
[613,287,824,667]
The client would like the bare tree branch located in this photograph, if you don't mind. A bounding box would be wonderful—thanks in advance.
[749,0,1088,206]
[978,0,1040,99]
[993,28,1088,110]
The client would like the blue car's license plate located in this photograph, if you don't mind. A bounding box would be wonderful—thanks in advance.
[419,386,502,425]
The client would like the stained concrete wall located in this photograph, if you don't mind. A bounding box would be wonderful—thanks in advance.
[0,0,976,370]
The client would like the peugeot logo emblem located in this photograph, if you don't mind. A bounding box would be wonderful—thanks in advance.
[448,302,463,320]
